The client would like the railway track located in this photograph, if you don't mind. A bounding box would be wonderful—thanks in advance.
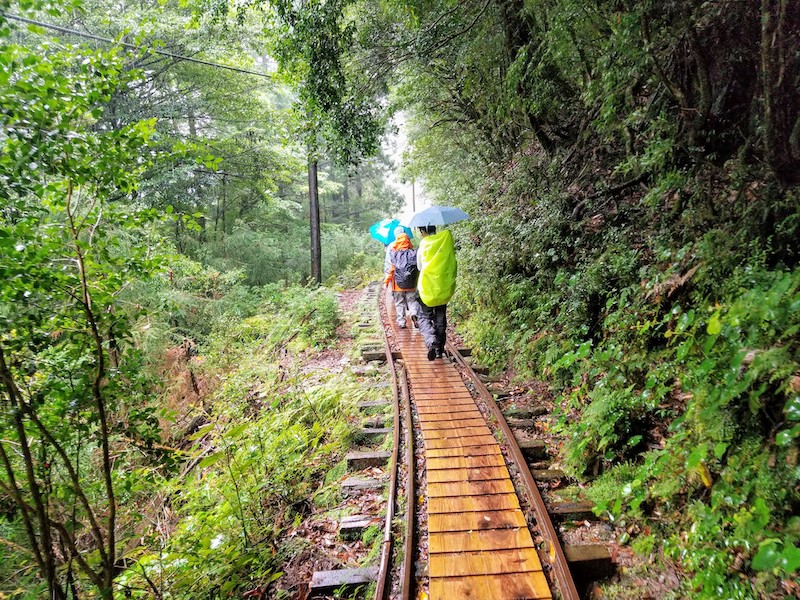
[311,284,610,599]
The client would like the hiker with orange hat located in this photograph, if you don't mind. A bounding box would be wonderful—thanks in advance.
[383,227,420,329]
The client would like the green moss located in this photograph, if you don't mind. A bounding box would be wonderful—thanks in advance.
[631,534,656,556]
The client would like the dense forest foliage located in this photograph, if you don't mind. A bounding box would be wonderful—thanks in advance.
[1,0,798,598]
[381,2,800,598]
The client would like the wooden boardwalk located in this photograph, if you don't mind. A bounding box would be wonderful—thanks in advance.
[393,314,552,600]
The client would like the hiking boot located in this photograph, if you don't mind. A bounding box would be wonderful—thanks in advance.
[411,315,418,328]
[427,346,436,361]
[435,347,443,359]
[398,323,407,329]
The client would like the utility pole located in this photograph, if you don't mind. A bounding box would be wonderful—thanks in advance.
[308,156,322,285]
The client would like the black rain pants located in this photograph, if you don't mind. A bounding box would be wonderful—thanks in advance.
[418,299,447,352]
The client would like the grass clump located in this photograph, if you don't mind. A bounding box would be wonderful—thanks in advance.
[110,261,374,597]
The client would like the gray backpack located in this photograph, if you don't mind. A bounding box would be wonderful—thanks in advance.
[391,249,418,289]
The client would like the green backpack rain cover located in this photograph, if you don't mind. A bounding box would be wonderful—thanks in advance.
[418,230,457,307]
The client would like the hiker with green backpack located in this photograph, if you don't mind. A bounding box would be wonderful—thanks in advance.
[416,225,457,360]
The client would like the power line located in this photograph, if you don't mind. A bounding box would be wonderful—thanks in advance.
[1,12,274,80]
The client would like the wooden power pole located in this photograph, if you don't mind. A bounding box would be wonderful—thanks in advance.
[308,157,322,285]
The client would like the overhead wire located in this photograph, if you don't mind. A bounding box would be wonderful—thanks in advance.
[1,11,274,80]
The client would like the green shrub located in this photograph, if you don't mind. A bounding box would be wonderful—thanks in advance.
[116,292,358,597]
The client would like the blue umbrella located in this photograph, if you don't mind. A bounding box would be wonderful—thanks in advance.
[405,205,470,228]
[369,218,413,244]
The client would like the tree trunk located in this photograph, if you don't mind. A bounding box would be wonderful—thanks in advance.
[188,109,197,137]
[340,173,349,222]
[66,185,116,597]
[221,174,227,237]
[0,344,67,599]
[760,0,800,182]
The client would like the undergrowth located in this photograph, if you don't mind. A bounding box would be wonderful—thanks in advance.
[113,261,379,598]
[448,153,800,597]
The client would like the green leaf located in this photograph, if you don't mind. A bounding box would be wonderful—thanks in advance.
[751,541,782,571]
[785,396,800,421]
[706,312,722,335]
[749,383,767,414]
[265,571,283,584]
[187,422,215,441]
[752,498,770,529]
[576,341,592,359]
[226,423,248,438]
[686,445,706,469]
[697,358,716,377]
[776,424,800,447]
[198,451,225,468]
[780,544,800,573]
[713,442,728,459]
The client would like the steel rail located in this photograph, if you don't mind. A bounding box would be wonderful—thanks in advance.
[445,341,581,600]
[375,287,400,600]
[399,365,414,600]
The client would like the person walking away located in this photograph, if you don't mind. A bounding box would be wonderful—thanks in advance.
[384,228,420,329]
[383,242,391,281]
[416,225,456,360]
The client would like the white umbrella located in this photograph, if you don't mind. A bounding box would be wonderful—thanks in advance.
[405,205,470,228]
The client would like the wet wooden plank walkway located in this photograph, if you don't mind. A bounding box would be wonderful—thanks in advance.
[392,307,552,600]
